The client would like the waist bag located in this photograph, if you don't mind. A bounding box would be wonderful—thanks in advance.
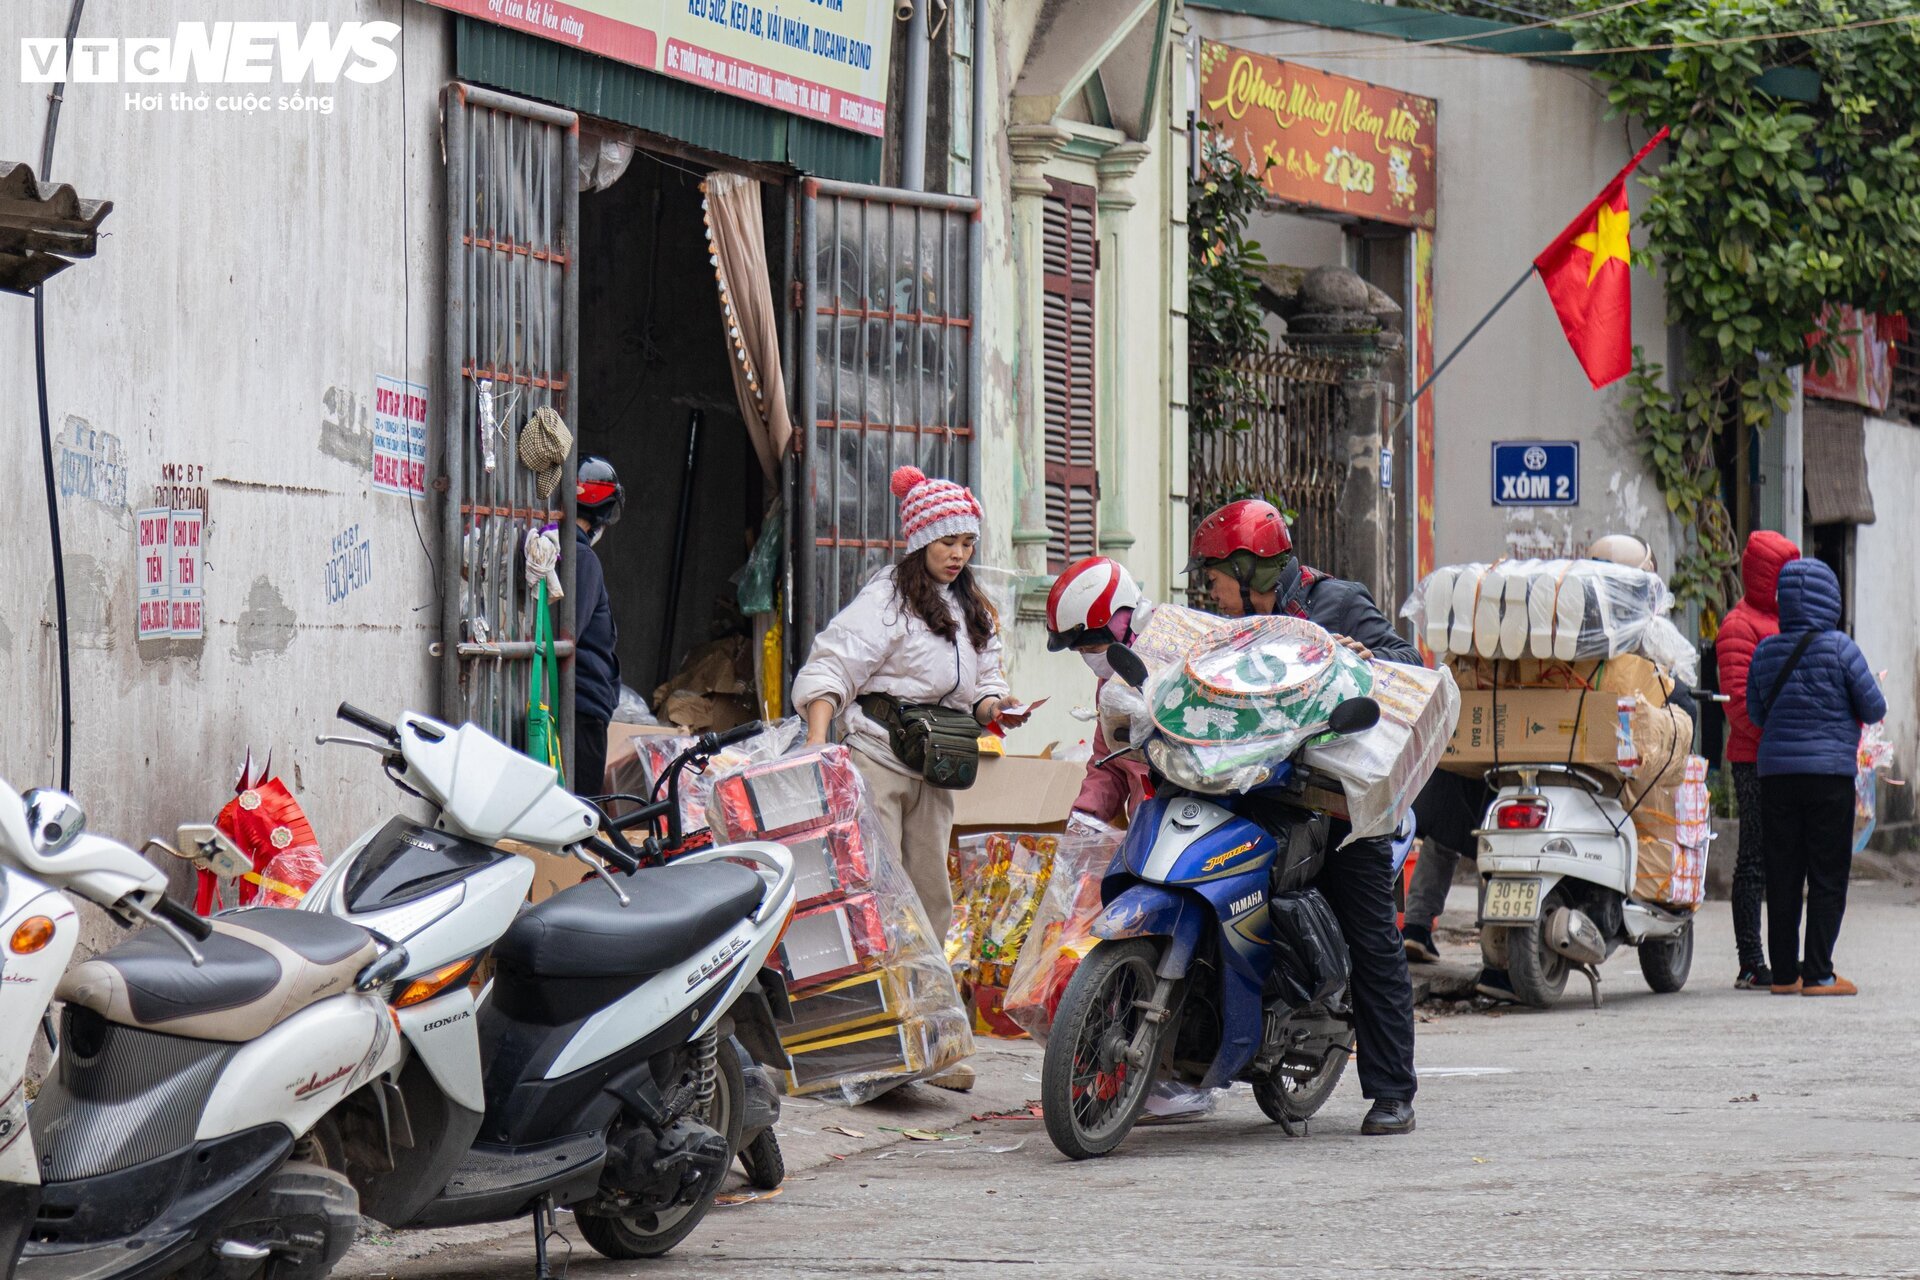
[857,693,981,790]
[1268,887,1348,1009]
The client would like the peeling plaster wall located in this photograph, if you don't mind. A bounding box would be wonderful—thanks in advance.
[0,2,449,929]
[1188,13,1675,577]
[1854,418,1920,841]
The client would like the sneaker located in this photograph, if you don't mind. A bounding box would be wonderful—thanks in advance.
[1402,923,1441,965]
[1802,975,1858,997]
[1769,978,1803,995]
[925,1063,975,1092]
[1474,968,1518,1003]
[1734,966,1774,990]
[1360,1099,1415,1135]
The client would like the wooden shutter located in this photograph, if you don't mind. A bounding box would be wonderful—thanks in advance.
[1042,178,1097,571]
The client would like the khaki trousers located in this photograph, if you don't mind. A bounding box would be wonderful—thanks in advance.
[851,751,958,944]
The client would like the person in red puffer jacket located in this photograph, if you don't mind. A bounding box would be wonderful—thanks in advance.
[1715,530,1800,990]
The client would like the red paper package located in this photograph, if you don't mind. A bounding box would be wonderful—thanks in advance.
[787,821,874,908]
[779,891,888,989]
[709,744,862,840]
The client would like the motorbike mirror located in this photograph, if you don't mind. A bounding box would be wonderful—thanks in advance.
[1327,696,1381,737]
[1106,644,1150,690]
[175,824,252,879]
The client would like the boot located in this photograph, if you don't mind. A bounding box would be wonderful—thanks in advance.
[1402,923,1441,965]
[1361,1099,1415,1136]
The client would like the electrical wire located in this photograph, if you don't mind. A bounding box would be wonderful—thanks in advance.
[35,0,87,793]
[1216,0,1649,58]
[399,6,441,605]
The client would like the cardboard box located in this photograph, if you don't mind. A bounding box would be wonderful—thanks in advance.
[949,753,1088,838]
[1441,688,1690,778]
[1444,653,1672,703]
[499,837,602,905]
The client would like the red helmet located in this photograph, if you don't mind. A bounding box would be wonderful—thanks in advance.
[1185,500,1292,573]
[1045,557,1142,651]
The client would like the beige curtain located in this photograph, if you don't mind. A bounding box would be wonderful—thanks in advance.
[701,172,793,485]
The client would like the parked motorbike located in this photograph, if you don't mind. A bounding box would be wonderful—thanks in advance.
[0,784,404,1279]
[299,704,795,1269]
[1040,646,1406,1160]
[1476,762,1694,1007]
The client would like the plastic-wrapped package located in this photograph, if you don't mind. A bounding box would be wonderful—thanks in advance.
[1631,755,1711,909]
[1403,560,1685,673]
[612,684,658,725]
[610,718,806,834]
[251,846,327,908]
[1001,831,1122,1044]
[1300,661,1458,840]
[1854,717,1895,853]
[705,741,972,1104]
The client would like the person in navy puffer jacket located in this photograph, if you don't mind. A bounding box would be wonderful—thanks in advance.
[1746,558,1885,997]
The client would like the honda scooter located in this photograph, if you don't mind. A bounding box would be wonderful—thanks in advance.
[0,784,404,1280]
[1475,762,1695,1007]
[1040,647,1408,1160]
[299,705,794,1268]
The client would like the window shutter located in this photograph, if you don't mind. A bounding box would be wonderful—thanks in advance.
[1042,178,1097,571]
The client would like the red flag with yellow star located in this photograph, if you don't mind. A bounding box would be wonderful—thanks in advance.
[1534,126,1669,389]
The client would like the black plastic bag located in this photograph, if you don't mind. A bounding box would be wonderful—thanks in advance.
[1268,888,1348,1009]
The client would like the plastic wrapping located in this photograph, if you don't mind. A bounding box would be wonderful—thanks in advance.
[1268,888,1348,1007]
[1300,661,1458,840]
[612,684,658,726]
[251,846,327,909]
[1632,755,1712,910]
[735,500,784,616]
[1000,831,1122,1044]
[705,741,971,1105]
[610,719,805,835]
[1402,559,1696,682]
[1854,717,1895,853]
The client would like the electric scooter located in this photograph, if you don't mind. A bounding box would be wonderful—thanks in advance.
[0,783,405,1279]
[1040,646,1407,1160]
[1475,762,1696,1007]
[299,705,795,1268]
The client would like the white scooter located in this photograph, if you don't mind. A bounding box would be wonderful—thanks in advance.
[299,704,795,1270]
[1475,763,1695,1007]
[0,784,405,1279]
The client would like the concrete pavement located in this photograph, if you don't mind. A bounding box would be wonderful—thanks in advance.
[337,879,1920,1279]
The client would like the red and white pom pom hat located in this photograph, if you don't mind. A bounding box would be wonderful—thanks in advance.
[891,466,982,553]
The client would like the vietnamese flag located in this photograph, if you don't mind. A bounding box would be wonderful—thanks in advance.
[1534,126,1669,389]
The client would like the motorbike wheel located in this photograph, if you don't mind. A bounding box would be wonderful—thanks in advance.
[1252,1031,1353,1125]
[1042,939,1174,1161]
[739,1129,785,1190]
[1638,919,1693,993]
[577,1037,745,1260]
[1503,892,1570,1008]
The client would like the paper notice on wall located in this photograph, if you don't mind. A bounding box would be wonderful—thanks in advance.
[136,507,173,640]
[169,508,204,639]
[372,375,428,498]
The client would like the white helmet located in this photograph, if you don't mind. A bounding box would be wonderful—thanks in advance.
[1586,534,1656,573]
[1046,557,1143,651]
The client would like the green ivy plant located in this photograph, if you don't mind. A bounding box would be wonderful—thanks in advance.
[1188,119,1274,436]
[1564,0,1920,612]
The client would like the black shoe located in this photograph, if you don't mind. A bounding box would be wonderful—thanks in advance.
[1402,923,1441,964]
[1361,1099,1415,1135]
[1734,966,1773,990]
[1474,969,1518,1003]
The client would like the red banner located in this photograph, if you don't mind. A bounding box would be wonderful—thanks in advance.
[1199,42,1437,229]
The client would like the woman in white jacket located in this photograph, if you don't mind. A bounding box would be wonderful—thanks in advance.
[793,467,1021,951]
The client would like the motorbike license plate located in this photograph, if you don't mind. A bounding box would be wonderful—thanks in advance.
[1483,878,1542,923]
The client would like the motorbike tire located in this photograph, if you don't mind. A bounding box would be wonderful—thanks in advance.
[577,1037,745,1260]
[1252,1031,1353,1125]
[739,1128,785,1190]
[1503,891,1569,1008]
[1042,939,1173,1161]
[1638,919,1693,993]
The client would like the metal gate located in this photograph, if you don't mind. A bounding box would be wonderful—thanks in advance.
[440,84,580,778]
[1189,347,1346,577]
[795,179,978,655]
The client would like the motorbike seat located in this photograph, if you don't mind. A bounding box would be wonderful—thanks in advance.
[496,862,765,980]
[57,907,379,1042]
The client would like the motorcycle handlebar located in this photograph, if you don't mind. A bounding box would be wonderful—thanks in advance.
[701,720,764,753]
[585,834,639,875]
[155,894,214,941]
[336,702,400,745]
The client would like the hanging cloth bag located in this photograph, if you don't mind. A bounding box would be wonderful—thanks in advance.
[527,580,565,776]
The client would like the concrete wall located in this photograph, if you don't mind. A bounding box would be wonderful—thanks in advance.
[1854,417,1920,840]
[1187,13,1674,577]
[0,1,451,905]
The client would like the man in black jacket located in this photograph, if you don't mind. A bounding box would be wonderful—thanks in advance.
[1187,500,1419,1135]
[572,456,624,797]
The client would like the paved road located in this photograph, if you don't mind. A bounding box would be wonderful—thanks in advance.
[341,881,1920,1279]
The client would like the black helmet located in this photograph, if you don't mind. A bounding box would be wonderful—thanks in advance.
[577,455,623,528]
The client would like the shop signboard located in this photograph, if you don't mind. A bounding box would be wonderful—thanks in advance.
[423,0,892,136]
[1198,40,1437,229]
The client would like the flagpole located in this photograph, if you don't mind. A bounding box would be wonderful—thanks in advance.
[1388,263,1536,435]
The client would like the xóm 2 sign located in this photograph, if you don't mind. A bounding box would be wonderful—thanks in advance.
[1491,441,1578,507]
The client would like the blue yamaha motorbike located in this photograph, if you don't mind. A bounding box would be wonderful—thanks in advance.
[1040,647,1410,1159]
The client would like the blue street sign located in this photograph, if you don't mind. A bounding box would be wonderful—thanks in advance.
[1491,441,1579,507]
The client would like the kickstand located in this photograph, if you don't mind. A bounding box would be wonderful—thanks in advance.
[530,1196,569,1280]
[1577,964,1603,1010]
